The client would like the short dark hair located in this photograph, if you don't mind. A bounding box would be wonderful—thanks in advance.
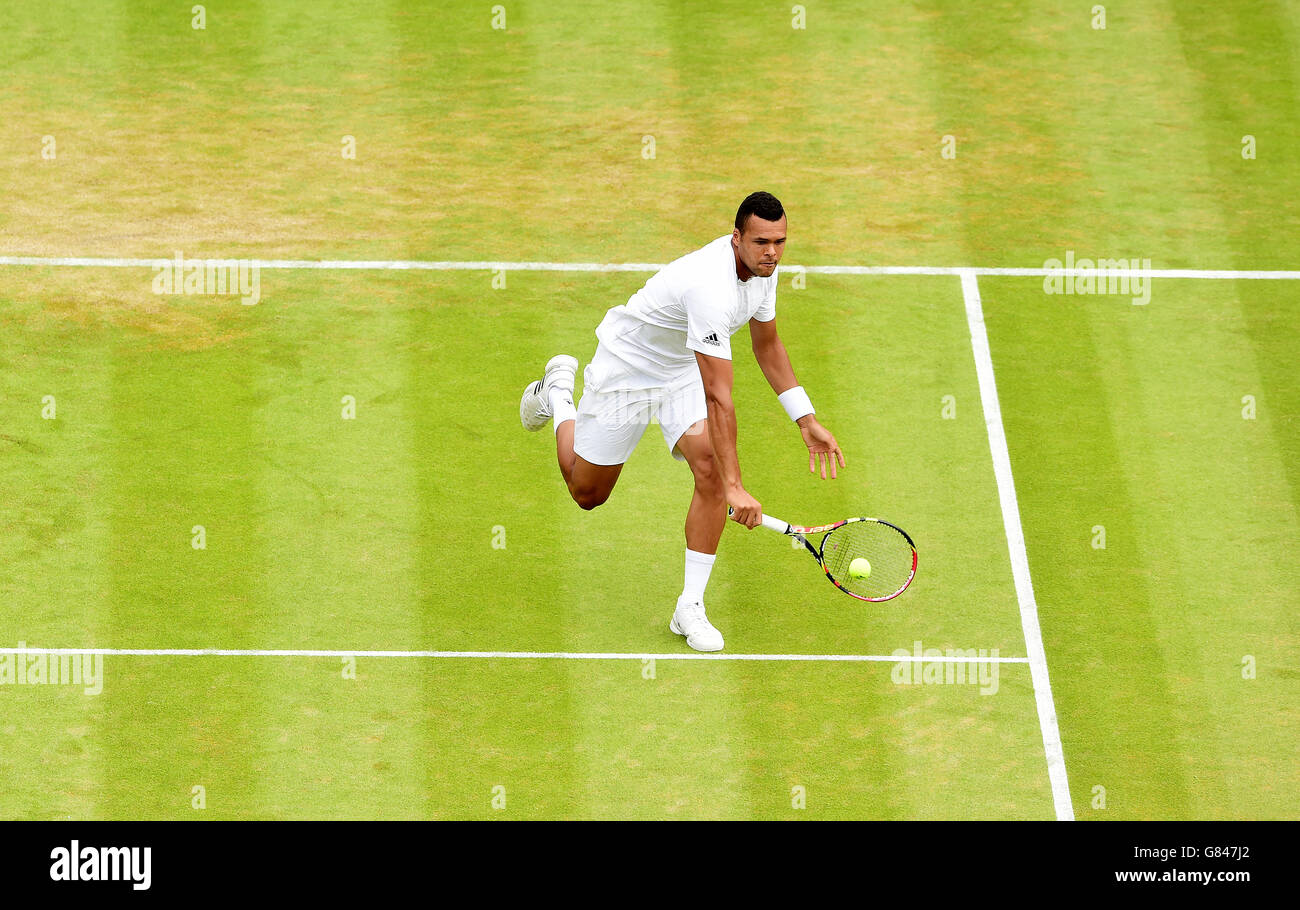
[735,191,785,233]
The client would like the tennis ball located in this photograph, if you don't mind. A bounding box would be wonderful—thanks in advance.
[849,557,871,579]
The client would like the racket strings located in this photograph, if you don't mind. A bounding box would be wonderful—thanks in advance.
[820,520,915,600]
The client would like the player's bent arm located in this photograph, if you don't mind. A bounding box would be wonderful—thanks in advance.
[749,318,846,479]
[750,317,818,431]
[749,317,799,395]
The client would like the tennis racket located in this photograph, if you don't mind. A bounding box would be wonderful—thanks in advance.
[730,508,917,602]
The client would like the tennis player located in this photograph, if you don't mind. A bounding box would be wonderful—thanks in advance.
[520,191,845,651]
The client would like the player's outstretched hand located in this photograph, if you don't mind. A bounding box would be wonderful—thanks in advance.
[726,485,762,529]
[798,416,846,480]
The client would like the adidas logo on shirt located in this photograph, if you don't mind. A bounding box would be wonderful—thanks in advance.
[702,332,720,345]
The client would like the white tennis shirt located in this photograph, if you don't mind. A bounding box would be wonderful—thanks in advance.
[593,234,777,386]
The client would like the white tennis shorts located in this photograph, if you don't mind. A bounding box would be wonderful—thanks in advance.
[573,345,708,466]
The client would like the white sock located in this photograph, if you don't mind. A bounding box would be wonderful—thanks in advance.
[682,549,716,604]
[549,386,576,434]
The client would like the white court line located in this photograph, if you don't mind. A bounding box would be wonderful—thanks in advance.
[0,647,1028,663]
[961,269,1074,822]
[1,256,1299,279]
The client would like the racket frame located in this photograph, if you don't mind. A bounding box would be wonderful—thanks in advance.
[737,510,918,602]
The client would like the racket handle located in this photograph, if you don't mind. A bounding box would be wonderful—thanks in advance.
[728,507,793,535]
[760,514,793,534]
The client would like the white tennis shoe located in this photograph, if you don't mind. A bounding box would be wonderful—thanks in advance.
[520,354,579,431]
[670,598,724,652]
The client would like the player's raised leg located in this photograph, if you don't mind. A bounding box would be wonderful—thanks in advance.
[555,420,622,510]
[668,418,726,651]
[521,354,623,510]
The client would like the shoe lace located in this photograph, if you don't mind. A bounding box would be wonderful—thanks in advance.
[682,600,708,627]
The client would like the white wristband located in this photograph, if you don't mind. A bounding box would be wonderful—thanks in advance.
[778,386,815,422]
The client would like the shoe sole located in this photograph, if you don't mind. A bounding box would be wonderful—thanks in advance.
[521,355,579,432]
[669,616,724,652]
[519,380,548,431]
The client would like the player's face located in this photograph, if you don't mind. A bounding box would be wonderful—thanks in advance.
[733,215,787,279]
